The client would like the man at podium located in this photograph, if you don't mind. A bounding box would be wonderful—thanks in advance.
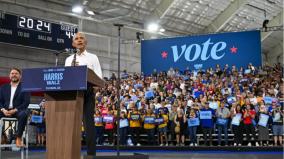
[65,32,102,156]
[0,68,30,147]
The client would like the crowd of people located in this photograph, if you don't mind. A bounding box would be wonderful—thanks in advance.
[30,63,283,147]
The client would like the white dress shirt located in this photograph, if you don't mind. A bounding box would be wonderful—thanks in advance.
[9,85,17,109]
[65,50,103,79]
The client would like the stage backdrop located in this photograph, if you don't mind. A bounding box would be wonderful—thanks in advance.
[141,30,261,75]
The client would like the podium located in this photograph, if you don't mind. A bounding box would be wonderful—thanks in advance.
[22,66,105,159]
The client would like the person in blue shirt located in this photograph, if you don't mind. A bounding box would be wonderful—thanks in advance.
[194,86,204,99]
[199,102,215,146]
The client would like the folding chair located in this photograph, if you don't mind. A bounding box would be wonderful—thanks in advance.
[0,117,28,159]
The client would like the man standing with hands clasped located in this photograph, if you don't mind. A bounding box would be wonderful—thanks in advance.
[0,68,30,147]
[65,32,102,157]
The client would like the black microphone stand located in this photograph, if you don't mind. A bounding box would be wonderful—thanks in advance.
[54,50,64,66]
[114,23,123,157]
[55,52,60,66]
[73,49,78,67]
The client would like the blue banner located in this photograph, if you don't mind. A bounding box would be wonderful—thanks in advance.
[22,66,87,92]
[141,30,261,75]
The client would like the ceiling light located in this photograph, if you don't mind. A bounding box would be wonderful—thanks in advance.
[72,5,83,14]
[159,28,165,32]
[147,23,159,32]
[86,10,95,15]
[83,0,89,5]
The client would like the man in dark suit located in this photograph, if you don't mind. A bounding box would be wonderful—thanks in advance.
[0,67,30,147]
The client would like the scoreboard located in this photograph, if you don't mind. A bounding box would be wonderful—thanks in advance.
[0,10,78,51]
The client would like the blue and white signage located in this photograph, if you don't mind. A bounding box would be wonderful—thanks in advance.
[31,115,43,123]
[199,111,212,119]
[22,66,88,92]
[231,113,242,126]
[141,30,261,75]
[258,114,269,127]
[188,118,200,127]
[144,117,155,124]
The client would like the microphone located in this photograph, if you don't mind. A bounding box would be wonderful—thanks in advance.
[72,48,79,66]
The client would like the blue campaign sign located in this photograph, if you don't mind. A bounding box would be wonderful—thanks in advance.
[141,30,261,75]
[103,116,114,123]
[155,118,164,124]
[209,102,218,109]
[145,90,154,99]
[199,111,212,119]
[94,117,103,123]
[119,119,129,128]
[144,116,155,124]
[188,118,200,127]
[22,66,88,92]
[217,118,228,125]
[263,96,273,104]
[231,113,242,126]
[31,115,43,123]
[258,113,269,127]
[227,96,237,104]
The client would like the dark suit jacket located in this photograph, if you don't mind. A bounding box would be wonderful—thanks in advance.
[0,83,30,111]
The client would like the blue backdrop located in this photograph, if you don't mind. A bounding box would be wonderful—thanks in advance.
[141,30,261,75]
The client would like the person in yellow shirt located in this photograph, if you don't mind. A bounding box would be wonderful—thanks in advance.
[158,109,168,146]
[128,106,141,146]
[143,109,156,145]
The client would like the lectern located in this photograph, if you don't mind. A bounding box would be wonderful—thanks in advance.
[22,66,104,159]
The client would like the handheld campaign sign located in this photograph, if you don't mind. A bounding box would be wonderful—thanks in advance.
[155,118,164,124]
[273,113,281,122]
[199,111,212,119]
[188,118,200,127]
[119,119,129,128]
[145,90,154,99]
[31,115,43,123]
[231,113,242,126]
[244,69,251,74]
[209,102,218,109]
[103,116,114,123]
[217,118,228,125]
[263,96,274,104]
[141,30,261,75]
[144,116,156,124]
[227,96,236,104]
[94,117,103,123]
[130,114,140,120]
[258,114,269,127]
